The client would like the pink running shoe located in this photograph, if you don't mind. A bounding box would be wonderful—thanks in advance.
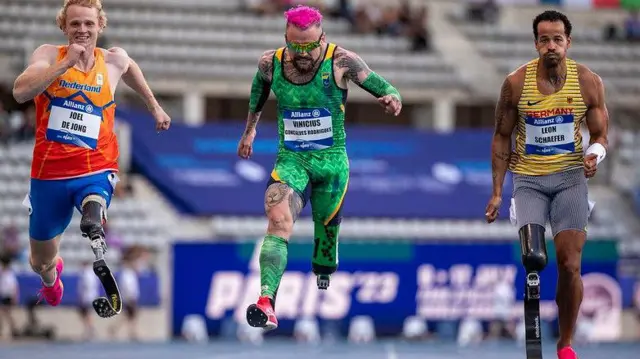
[558,346,578,359]
[246,296,278,331]
[38,257,64,306]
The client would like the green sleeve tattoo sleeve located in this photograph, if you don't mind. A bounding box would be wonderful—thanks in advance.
[249,71,271,113]
[360,72,402,101]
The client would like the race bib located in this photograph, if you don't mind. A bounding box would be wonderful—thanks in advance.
[525,114,575,155]
[283,108,333,151]
[47,98,102,149]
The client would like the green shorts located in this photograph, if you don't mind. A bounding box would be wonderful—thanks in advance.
[269,149,349,225]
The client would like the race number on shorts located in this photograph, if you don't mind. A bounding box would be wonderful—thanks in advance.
[46,98,102,149]
[283,108,334,151]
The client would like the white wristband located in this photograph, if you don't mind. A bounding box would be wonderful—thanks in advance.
[586,143,606,165]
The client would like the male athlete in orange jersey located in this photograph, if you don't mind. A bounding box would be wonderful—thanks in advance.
[12,0,170,309]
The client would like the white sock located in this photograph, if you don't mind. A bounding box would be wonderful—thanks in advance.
[42,270,57,287]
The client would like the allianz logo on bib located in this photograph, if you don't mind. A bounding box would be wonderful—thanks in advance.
[532,116,565,125]
[290,109,321,118]
[62,100,90,112]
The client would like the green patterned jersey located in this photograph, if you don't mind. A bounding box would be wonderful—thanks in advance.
[270,43,347,153]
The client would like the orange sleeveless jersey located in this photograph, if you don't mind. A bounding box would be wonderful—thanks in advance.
[32,46,119,180]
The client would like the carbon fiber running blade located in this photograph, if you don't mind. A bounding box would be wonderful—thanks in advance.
[92,259,122,318]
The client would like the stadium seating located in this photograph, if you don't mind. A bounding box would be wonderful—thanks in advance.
[455,22,640,94]
[0,1,467,93]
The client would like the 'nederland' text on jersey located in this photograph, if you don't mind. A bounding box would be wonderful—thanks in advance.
[59,79,102,93]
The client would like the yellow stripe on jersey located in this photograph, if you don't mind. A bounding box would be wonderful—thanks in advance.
[324,43,336,60]
[275,47,285,62]
[509,58,587,176]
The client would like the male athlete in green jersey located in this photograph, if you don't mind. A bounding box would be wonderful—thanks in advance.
[237,5,402,331]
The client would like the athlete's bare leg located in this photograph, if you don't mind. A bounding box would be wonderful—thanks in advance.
[554,230,586,350]
[258,183,303,299]
[265,183,299,241]
[29,236,61,284]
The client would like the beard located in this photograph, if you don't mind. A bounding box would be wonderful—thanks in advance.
[292,54,315,73]
[542,52,561,68]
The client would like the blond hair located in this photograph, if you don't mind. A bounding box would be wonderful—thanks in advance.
[56,0,107,31]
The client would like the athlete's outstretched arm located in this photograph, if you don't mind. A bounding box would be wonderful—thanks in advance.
[115,48,158,111]
[334,48,402,116]
[245,50,275,136]
[239,50,275,159]
[13,45,67,104]
[111,47,170,131]
[491,77,518,198]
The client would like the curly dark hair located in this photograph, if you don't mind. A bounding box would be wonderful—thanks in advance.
[533,10,572,39]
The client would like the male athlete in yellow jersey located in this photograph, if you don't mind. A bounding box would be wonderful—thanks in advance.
[485,11,608,359]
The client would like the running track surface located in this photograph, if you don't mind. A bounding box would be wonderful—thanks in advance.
[1,340,638,359]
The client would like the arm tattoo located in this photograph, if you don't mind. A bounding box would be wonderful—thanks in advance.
[495,152,510,162]
[248,50,275,122]
[335,49,371,85]
[491,78,515,194]
[289,192,303,222]
[244,113,260,136]
[258,50,275,82]
[265,183,290,209]
[494,78,514,138]
[492,152,511,181]
[335,48,402,102]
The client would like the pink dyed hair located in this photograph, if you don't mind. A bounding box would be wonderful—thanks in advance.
[284,5,323,30]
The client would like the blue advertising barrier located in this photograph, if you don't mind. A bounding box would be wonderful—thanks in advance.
[13,271,160,307]
[171,240,621,340]
[618,255,640,308]
[118,108,512,219]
